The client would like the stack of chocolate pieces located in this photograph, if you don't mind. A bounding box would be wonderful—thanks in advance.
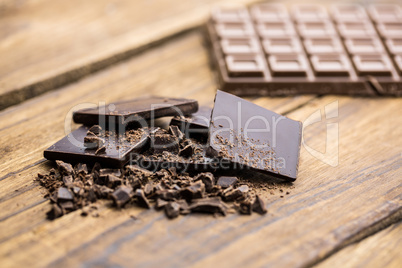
[40,91,302,219]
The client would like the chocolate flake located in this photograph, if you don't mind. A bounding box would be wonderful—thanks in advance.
[165,202,180,219]
[217,176,238,189]
[252,195,267,215]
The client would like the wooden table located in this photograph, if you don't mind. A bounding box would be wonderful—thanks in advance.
[0,0,401,267]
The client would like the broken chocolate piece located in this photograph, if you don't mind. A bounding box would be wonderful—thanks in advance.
[165,202,180,219]
[75,163,88,175]
[155,198,168,210]
[169,125,184,141]
[143,183,154,196]
[84,135,105,149]
[170,106,211,137]
[194,172,215,192]
[95,146,106,155]
[176,199,191,215]
[222,187,243,202]
[135,189,151,209]
[57,187,73,201]
[44,126,149,168]
[252,195,267,215]
[180,181,205,201]
[88,125,102,135]
[207,91,302,181]
[217,176,238,189]
[111,186,133,208]
[189,197,227,215]
[73,96,199,126]
[178,144,194,158]
[151,130,179,154]
[56,160,74,176]
[238,200,252,215]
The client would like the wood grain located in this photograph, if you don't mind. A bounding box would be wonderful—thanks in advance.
[316,222,402,268]
[0,0,257,110]
[0,31,314,262]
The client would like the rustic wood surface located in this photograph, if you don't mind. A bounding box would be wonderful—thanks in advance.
[0,1,401,267]
[0,0,254,110]
[316,222,402,268]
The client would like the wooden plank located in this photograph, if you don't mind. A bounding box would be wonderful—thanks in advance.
[0,31,313,252]
[0,0,256,110]
[316,222,402,268]
[0,95,401,266]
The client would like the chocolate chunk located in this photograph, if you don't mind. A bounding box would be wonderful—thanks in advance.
[111,186,133,208]
[126,165,153,177]
[176,199,191,215]
[222,187,243,202]
[170,106,211,137]
[75,163,88,175]
[238,185,249,194]
[106,174,122,188]
[207,91,302,181]
[73,96,199,126]
[47,204,63,219]
[194,172,215,192]
[59,201,75,211]
[155,198,168,210]
[168,125,184,141]
[88,125,102,135]
[143,183,154,196]
[135,189,151,209]
[206,5,402,96]
[62,175,73,186]
[178,144,194,158]
[57,187,73,201]
[56,160,74,176]
[165,202,180,219]
[44,126,149,168]
[95,146,106,155]
[238,200,252,215]
[189,197,227,215]
[217,176,238,189]
[252,195,267,215]
[156,189,180,201]
[151,131,179,154]
[84,135,105,149]
[180,181,205,201]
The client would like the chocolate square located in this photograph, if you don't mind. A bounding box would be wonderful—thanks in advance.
[344,37,384,54]
[250,3,289,21]
[331,4,368,22]
[207,90,302,181]
[268,54,308,77]
[385,38,402,55]
[215,22,255,38]
[297,21,336,37]
[352,54,393,76]
[310,54,351,77]
[262,37,302,54]
[304,37,343,55]
[292,4,329,21]
[225,55,265,78]
[220,37,260,54]
[256,21,296,37]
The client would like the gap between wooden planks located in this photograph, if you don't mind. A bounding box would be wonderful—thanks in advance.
[0,0,257,110]
[316,221,402,268]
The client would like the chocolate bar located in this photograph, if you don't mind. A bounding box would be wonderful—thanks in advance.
[170,106,211,137]
[44,126,150,167]
[73,96,198,126]
[207,90,302,181]
[206,3,402,96]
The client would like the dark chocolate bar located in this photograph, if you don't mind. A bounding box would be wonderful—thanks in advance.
[170,106,211,137]
[73,96,198,126]
[44,126,149,167]
[206,3,402,97]
[207,90,302,181]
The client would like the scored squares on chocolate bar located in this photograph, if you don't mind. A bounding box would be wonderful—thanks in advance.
[385,38,402,55]
[250,3,289,21]
[310,54,351,77]
[256,21,296,37]
[344,37,384,54]
[220,37,260,54]
[215,21,255,38]
[292,4,329,21]
[352,54,393,76]
[211,6,250,22]
[262,37,302,54]
[331,4,368,22]
[297,21,336,37]
[368,4,402,22]
[268,54,308,77]
[303,37,344,54]
[377,22,402,38]
[225,55,265,77]
[337,22,376,38]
